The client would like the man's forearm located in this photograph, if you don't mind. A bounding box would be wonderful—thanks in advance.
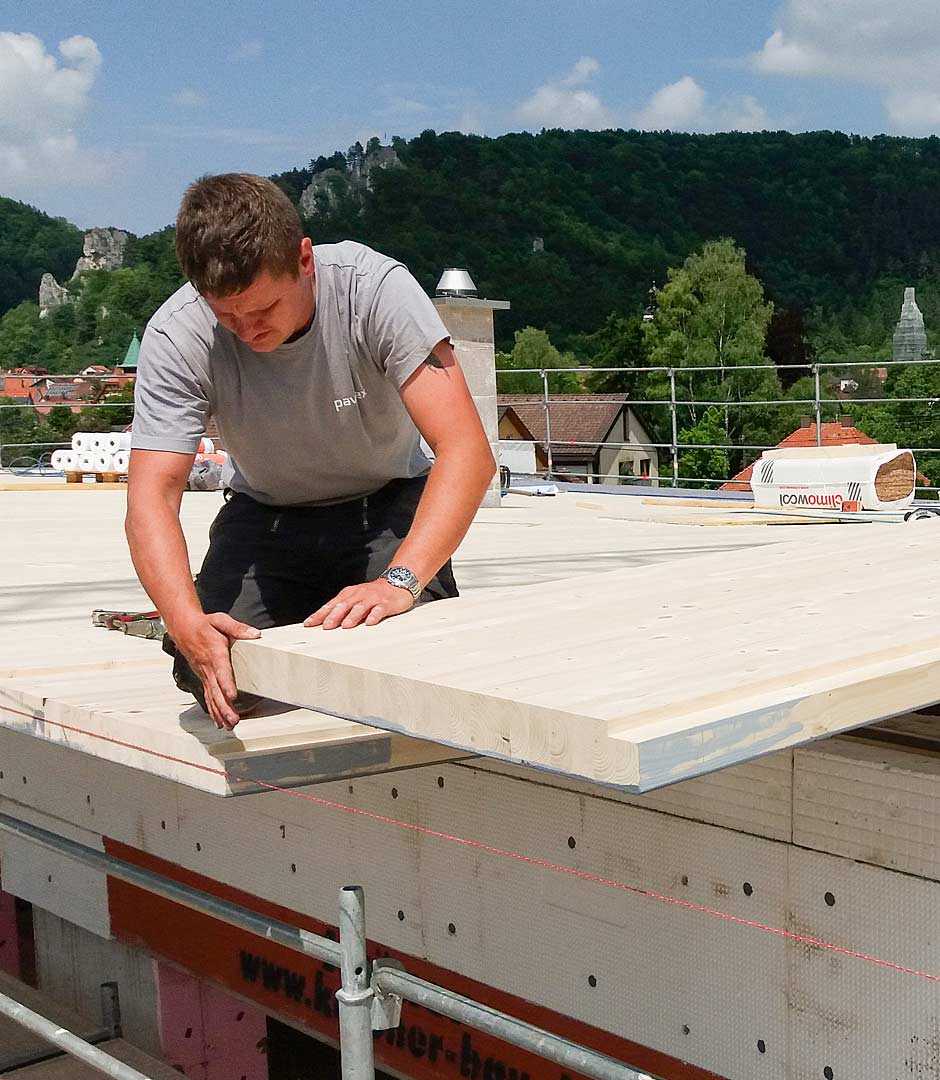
[390,442,495,587]
[125,501,203,632]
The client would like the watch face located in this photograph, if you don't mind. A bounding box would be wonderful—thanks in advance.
[385,567,420,597]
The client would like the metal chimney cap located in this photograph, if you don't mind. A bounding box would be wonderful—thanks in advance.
[436,267,477,297]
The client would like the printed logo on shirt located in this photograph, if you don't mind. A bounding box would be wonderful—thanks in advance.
[334,389,367,412]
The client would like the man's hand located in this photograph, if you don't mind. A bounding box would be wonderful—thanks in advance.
[304,578,414,630]
[172,612,261,729]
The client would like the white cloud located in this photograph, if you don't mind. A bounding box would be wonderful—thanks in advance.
[715,94,771,132]
[515,57,613,130]
[886,90,940,129]
[632,77,771,133]
[754,28,822,76]
[752,1,940,131]
[230,39,264,61]
[635,76,705,129]
[0,31,108,187]
[383,96,431,116]
[172,88,207,108]
[560,56,601,87]
[456,103,484,135]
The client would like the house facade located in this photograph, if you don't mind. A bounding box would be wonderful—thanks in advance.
[498,394,659,483]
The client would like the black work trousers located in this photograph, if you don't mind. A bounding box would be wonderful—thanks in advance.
[167,475,458,711]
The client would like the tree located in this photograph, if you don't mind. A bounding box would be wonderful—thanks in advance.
[677,407,730,487]
[80,386,136,430]
[857,362,940,491]
[0,197,83,317]
[0,302,44,366]
[642,238,778,474]
[583,314,648,393]
[495,327,581,394]
[0,395,43,466]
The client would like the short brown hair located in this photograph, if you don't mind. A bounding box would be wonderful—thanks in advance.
[175,173,303,296]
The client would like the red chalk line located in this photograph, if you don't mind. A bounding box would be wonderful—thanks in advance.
[3,702,938,985]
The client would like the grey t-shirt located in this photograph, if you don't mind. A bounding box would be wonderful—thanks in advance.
[132,241,449,506]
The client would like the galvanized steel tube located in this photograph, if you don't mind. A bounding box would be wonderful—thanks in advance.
[336,885,375,1080]
[0,990,151,1080]
[372,966,657,1080]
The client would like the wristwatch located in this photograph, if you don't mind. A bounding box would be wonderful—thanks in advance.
[381,566,422,600]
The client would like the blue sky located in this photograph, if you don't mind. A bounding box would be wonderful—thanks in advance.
[2,1,938,234]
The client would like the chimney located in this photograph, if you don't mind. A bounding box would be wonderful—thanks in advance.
[800,416,813,428]
[435,268,478,298]
[841,414,853,428]
[431,269,510,508]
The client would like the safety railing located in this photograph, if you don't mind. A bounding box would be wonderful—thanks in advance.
[6,359,940,492]
[495,357,940,493]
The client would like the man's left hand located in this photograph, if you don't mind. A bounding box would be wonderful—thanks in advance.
[304,578,415,630]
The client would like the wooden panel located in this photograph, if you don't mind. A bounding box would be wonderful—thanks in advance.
[231,525,940,791]
[794,734,940,880]
[463,747,794,841]
[0,666,468,797]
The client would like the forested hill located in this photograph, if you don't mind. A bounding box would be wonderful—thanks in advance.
[274,129,940,349]
[7,129,940,363]
[0,198,83,316]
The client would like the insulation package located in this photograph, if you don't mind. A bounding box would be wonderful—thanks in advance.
[104,432,131,453]
[750,444,917,512]
[50,450,77,471]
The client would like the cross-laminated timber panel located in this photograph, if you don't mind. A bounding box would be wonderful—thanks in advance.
[231,524,940,791]
[0,665,467,796]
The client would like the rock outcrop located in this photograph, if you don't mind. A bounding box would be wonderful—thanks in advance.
[299,143,402,218]
[38,227,130,311]
[71,228,129,278]
[299,169,347,218]
[38,273,70,319]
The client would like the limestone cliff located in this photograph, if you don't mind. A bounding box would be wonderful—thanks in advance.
[38,227,130,311]
[38,273,70,319]
[299,143,402,218]
[72,228,129,277]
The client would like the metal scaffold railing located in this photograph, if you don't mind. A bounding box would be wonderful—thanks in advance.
[495,356,940,493]
[7,357,940,492]
[0,989,151,1080]
[0,811,657,1080]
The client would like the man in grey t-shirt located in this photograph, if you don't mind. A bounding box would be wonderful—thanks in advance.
[126,174,495,729]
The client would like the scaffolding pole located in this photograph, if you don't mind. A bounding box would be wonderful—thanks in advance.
[337,885,376,1080]
[0,990,152,1080]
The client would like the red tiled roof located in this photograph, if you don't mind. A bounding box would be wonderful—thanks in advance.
[722,423,886,492]
[498,394,627,461]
